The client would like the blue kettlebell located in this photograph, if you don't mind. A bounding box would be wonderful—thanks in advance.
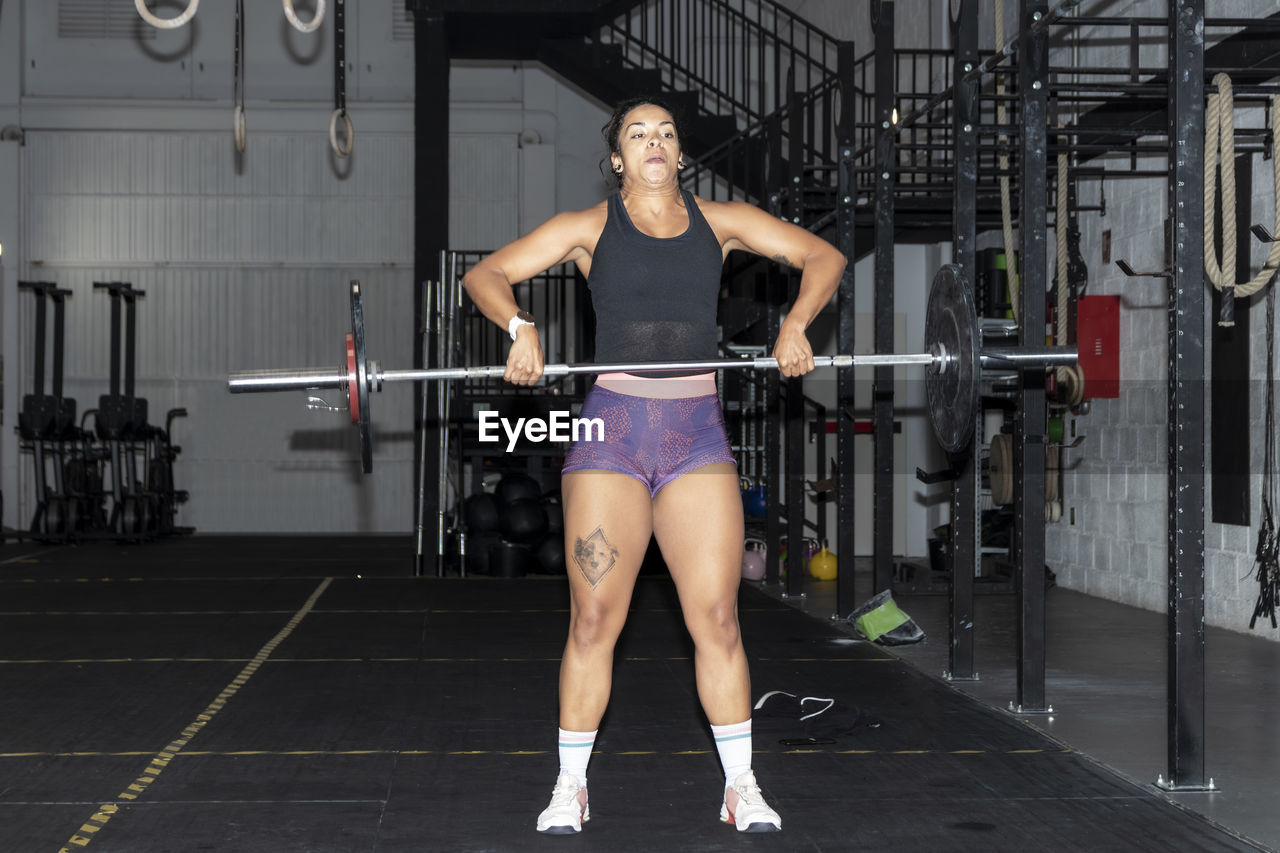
[745,480,768,518]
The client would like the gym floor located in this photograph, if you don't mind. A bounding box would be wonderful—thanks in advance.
[0,537,1268,852]
[770,563,1280,852]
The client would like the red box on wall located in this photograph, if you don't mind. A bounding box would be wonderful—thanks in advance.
[1076,295,1120,399]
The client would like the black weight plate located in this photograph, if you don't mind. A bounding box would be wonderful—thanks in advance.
[350,280,373,473]
[924,264,979,455]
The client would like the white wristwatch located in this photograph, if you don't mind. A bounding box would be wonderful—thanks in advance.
[508,310,536,341]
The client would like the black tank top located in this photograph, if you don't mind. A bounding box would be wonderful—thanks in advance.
[587,189,724,376]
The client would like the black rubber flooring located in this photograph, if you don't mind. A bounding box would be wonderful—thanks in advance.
[0,536,1265,852]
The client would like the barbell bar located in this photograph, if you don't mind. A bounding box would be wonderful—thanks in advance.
[226,268,1078,471]
[227,349,1066,392]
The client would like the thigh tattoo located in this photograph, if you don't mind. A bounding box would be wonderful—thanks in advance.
[573,527,620,589]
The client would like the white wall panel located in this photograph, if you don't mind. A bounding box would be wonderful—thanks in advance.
[24,130,415,267]
[29,0,414,104]
[449,133,519,250]
[13,115,524,533]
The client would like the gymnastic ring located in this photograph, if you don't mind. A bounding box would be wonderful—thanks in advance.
[233,105,247,153]
[135,0,199,29]
[329,109,354,158]
[283,0,326,33]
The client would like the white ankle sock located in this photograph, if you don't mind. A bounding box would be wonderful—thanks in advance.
[557,728,596,786]
[710,719,753,788]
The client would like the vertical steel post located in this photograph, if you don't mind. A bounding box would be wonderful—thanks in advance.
[785,84,806,600]
[873,2,896,596]
[108,289,121,397]
[949,0,980,681]
[1164,0,1208,791]
[123,289,137,400]
[835,40,859,617]
[1014,0,1049,713]
[411,5,449,569]
[764,295,783,585]
[786,377,805,598]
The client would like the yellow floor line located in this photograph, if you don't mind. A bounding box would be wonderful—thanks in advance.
[56,577,333,853]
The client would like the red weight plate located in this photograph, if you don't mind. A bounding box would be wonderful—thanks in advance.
[346,333,359,424]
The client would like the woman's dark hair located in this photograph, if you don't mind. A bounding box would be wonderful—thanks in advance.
[600,95,684,188]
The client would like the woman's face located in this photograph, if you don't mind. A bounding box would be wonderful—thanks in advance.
[611,104,681,187]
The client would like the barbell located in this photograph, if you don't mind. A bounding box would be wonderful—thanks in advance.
[227,266,1077,472]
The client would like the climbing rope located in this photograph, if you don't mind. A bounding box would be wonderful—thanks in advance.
[1204,72,1280,325]
[995,0,1019,322]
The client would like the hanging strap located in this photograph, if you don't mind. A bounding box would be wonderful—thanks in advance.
[233,0,246,153]
[334,0,346,117]
[329,0,354,157]
[1252,285,1280,630]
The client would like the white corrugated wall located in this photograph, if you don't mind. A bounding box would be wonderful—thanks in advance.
[16,122,519,532]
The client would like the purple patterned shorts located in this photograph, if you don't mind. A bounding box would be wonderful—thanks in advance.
[561,385,738,497]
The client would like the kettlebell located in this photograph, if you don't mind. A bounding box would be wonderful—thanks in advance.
[741,476,767,518]
[741,538,767,581]
[808,541,838,581]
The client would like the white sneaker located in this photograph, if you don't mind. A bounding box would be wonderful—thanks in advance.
[719,770,781,832]
[536,771,590,834]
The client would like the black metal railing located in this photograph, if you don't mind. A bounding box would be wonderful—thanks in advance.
[447,252,586,398]
[600,0,839,129]
[680,73,839,204]
[675,43,964,216]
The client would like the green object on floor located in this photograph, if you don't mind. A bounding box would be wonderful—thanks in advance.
[853,594,910,642]
[847,589,926,645]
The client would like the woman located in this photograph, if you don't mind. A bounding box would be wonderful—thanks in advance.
[462,96,845,835]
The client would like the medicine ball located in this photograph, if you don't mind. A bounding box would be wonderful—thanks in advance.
[502,498,548,543]
[533,535,567,575]
[498,472,542,505]
[543,495,563,535]
[463,492,502,535]
[464,532,502,575]
[488,539,531,578]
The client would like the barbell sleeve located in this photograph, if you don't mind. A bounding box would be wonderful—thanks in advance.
[228,367,348,393]
[979,345,1077,369]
